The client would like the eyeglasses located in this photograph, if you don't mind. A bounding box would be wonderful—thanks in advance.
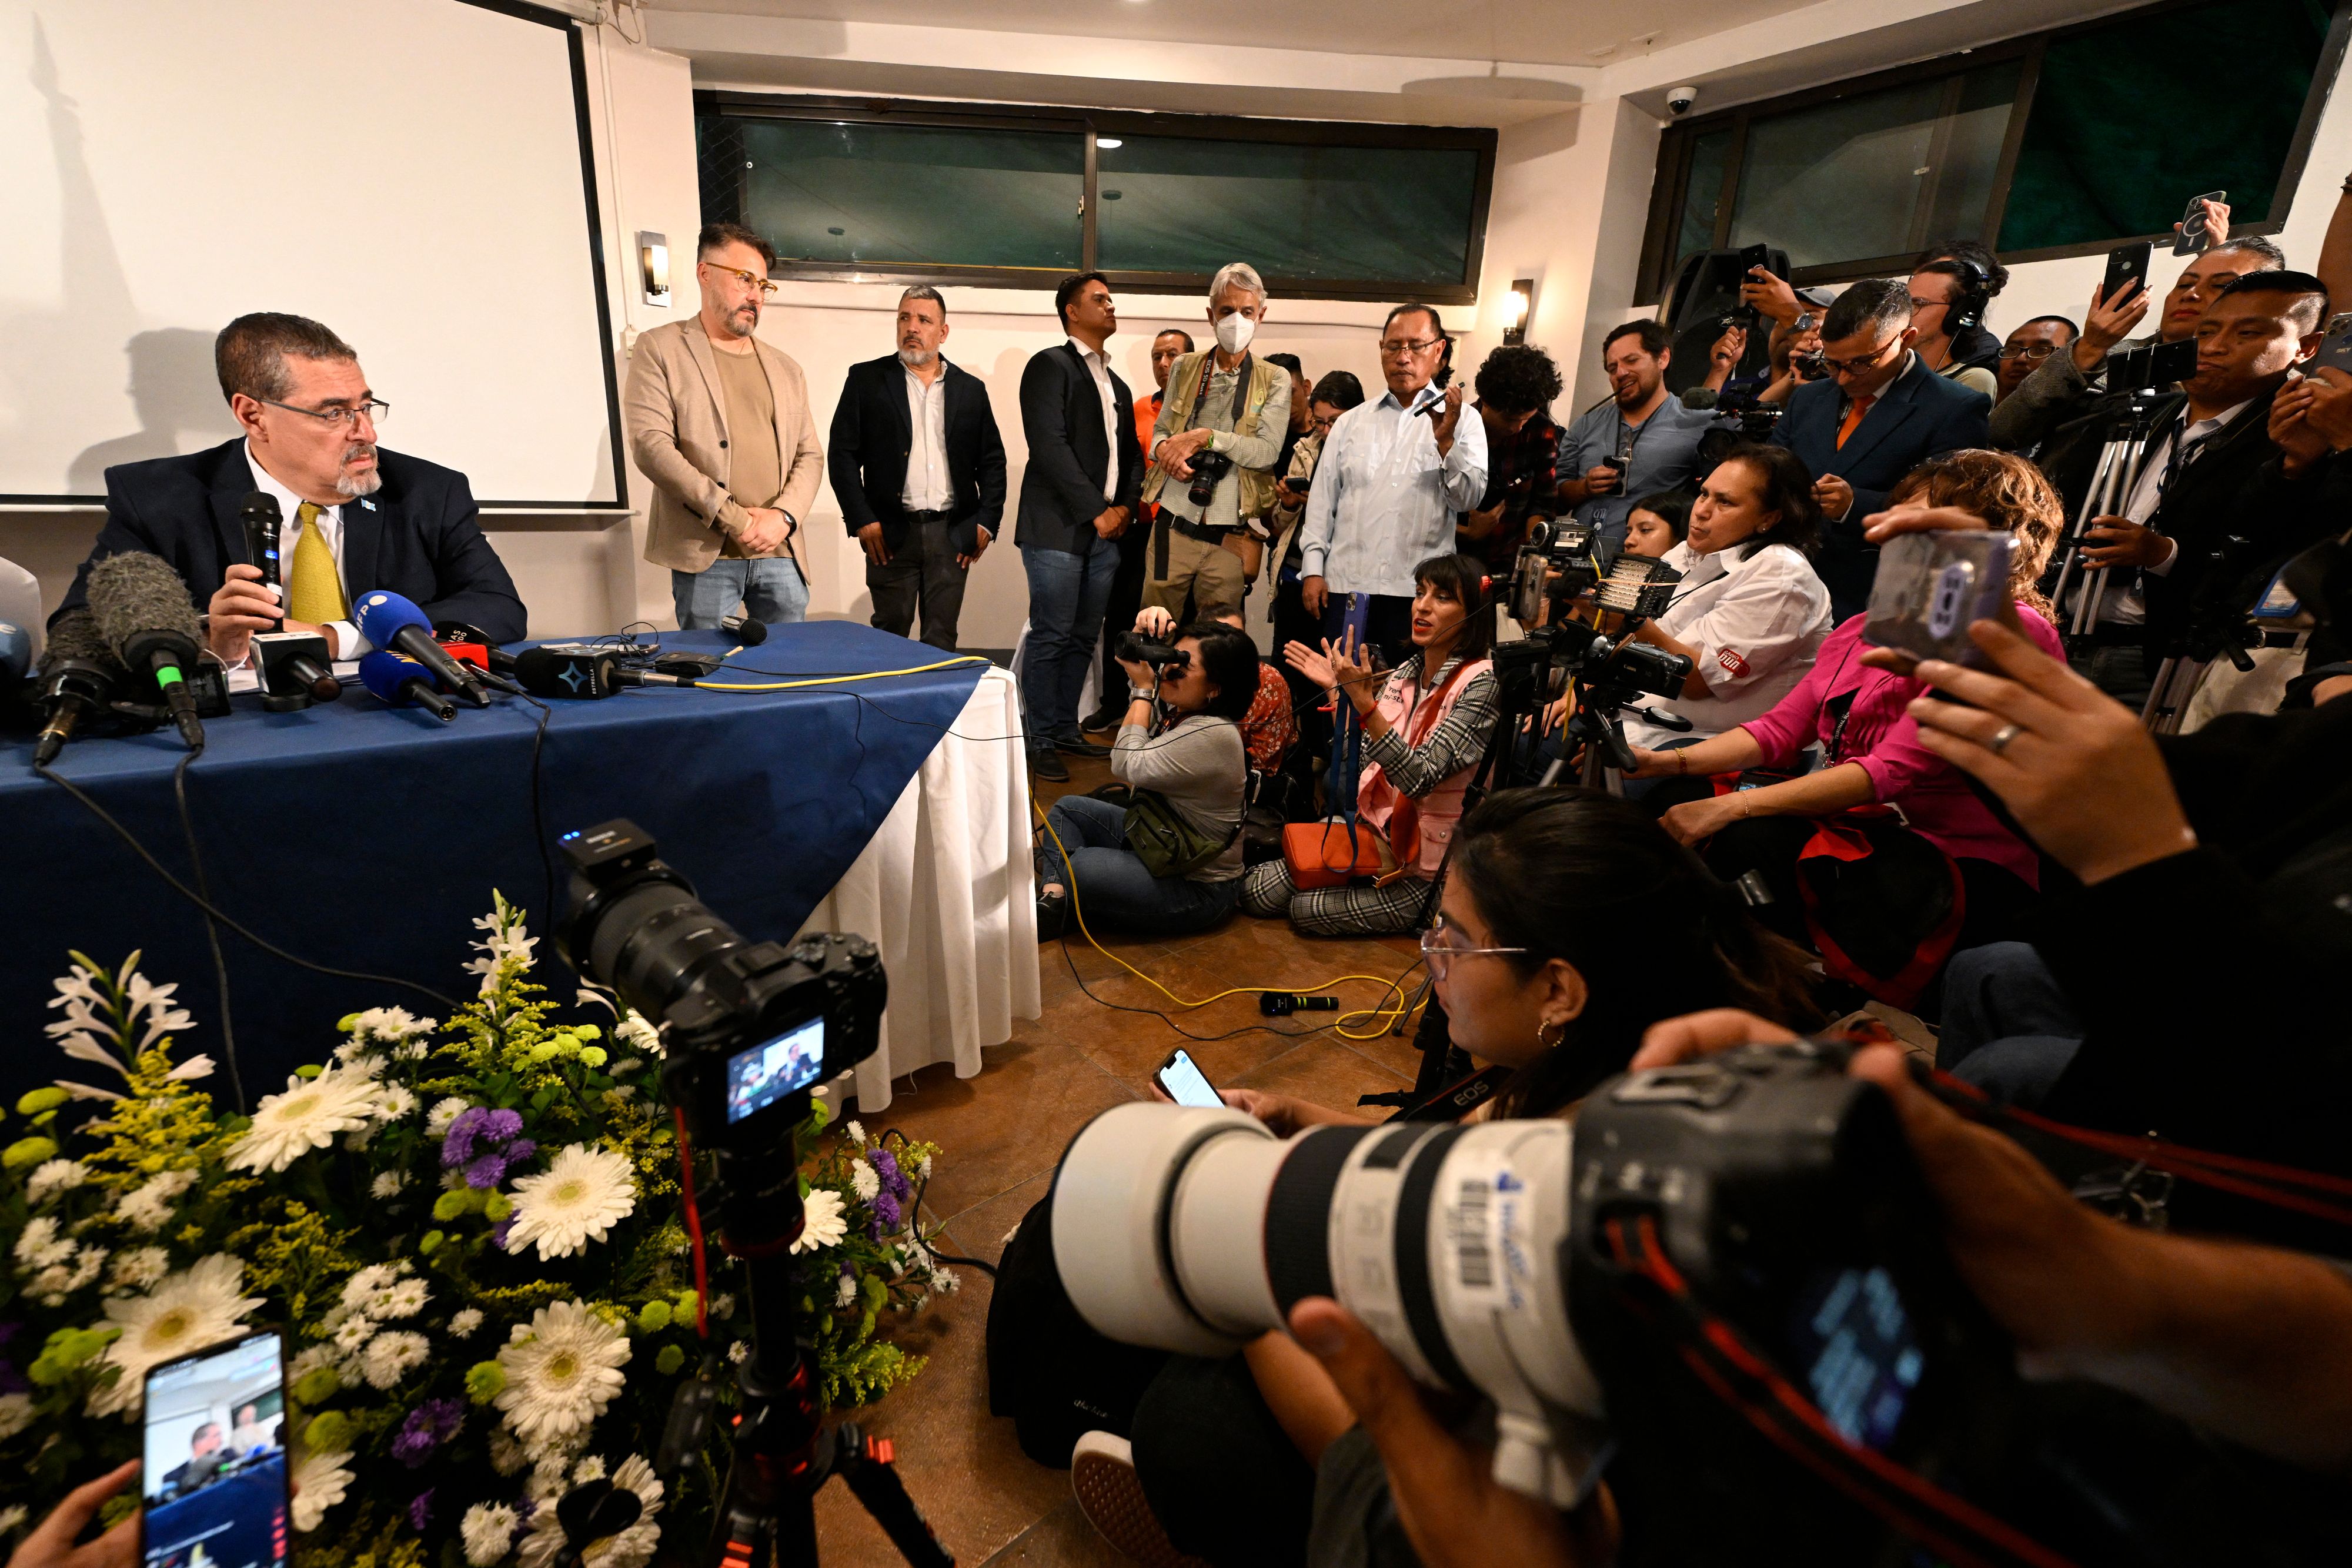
[701,262,779,298]
[1309,412,1339,431]
[259,397,389,428]
[1820,336,1903,377]
[1379,336,1443,357]
[1907,296,1949,313]
[1418,917,1526,981]
[1998,343,2064,362]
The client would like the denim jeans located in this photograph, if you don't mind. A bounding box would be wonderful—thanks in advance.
[1935,941,2083,1108]
[1038,795,1242,937]
[672,556,808,630]
[1021,536,1120,746]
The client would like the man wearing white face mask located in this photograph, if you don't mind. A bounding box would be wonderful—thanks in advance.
[1138,261,1292,620]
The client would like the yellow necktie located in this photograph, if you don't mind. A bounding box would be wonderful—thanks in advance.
[287,501,348,624]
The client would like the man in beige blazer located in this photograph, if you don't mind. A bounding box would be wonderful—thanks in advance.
[625,222,824,628]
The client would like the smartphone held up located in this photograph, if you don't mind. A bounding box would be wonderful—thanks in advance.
[141,1328,290,1568]
[1862,530,2016,673]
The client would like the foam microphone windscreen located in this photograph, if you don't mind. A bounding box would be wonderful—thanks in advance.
[353,589,434,648]
[38,608,119,675]
[87,552,203,667]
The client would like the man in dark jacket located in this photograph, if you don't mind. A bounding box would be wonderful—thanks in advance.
[828,287,1007,651]
[1015,272,1143,781]
[1768,278,1991,618]
[55,313,525,667]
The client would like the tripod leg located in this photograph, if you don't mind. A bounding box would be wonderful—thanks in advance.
[836,1426,955,1567]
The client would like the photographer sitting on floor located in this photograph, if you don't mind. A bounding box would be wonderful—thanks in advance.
[1626,450,2065,1005]
[1241,554,1499,938]
[1035,621,1258,938]
[1131,603,1296,774]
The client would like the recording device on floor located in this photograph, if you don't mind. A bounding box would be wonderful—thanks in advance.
[1051,1037,2028,1561]
[88,551,208,753]
[141,1326,289,1568]
[516,643,700,699]
[1259,991,1341,1016]
[2102,240,2153,305]
[359,649,456,721]
[1154,1047,1224,1108]
[1862,531,2015,672]
[557,820,946,1566]
[253,630,340,712]
[2173,189,2226,255]
[353,589,489,707]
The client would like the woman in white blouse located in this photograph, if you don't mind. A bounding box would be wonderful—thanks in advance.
[1619,444,1833,756]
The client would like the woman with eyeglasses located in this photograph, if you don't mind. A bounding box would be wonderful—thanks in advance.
[1038,788,1819,1568]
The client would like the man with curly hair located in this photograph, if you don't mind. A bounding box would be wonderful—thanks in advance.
[1459,345,1563,575]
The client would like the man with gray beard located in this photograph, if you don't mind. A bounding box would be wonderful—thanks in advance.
[826,286,1007,650]
[53,310,524,665]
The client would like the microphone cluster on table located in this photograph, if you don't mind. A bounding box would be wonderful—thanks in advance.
[13,527,769,764]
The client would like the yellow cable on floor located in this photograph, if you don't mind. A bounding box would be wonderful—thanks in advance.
[696,654,994,692]
[1034,798,1423,1041]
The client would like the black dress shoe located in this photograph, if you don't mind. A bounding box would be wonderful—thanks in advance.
[1035,887,1070,941]
[1028,746,1069,782]
[1055,737,1114,759]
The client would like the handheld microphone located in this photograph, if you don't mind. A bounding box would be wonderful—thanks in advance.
[253,630,340,703]
[433,620,518,675]
[86,552,207,752]
[1259,992,1343,1016]
[514,644,698,698]
[718,613,768,647]
[31,609,123,765]
[240,491,283,595]
[355,590,489,707]
[358,649,456,721]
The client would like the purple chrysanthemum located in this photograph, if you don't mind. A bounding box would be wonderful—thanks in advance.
[868,1187,902,1238]
[408,1489,434,1532]
[392,1398,466,1467]
[463,1153,509,1190]
[868,1146,911,1202]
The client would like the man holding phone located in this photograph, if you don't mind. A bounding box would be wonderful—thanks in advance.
[1554,320,1716,553]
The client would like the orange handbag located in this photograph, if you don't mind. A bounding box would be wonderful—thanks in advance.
[1281,820,1389,889]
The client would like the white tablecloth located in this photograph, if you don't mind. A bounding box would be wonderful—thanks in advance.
[794,666,1040,1110]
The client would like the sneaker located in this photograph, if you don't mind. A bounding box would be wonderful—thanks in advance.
[1028,746,1069,783]
[1070,1431,1208,1568]
[1055,736,1114,759]
[1036,887,1070,941]
[1080,702,1129,735]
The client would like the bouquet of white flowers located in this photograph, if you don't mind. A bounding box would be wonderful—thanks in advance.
[0,894,950,1567]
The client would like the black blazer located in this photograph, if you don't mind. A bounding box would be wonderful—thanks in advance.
[54,440,527,644]
[1014,342,1144,554]
[827,355,1007,556]
[1770,355,1992,618]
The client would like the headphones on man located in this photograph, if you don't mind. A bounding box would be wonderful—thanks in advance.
[1946,259,1992,333]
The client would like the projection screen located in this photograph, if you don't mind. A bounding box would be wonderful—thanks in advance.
[0,0,624,507]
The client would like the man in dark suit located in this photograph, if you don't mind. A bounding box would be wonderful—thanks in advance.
[1015,272,1143,781]
[828,286,1007,651]
[54,313,524,668]
[1770,278,1991,618]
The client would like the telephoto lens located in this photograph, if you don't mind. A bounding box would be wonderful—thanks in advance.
[1050,1105,1601,1506]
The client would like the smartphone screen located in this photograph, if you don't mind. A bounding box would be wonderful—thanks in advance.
[2173,189,2226,256]
[1155,1048,1224,1109]
[2102,241,2153,305]
[143,1329,289,1568]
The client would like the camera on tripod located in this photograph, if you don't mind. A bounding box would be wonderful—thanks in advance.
[557,818,886,1243]
[1115,631,1191,672]
[1185,449,1234,508]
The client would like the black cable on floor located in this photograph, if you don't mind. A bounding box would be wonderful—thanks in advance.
[881,1128,998,1279]
[171,752,245,1114]
[36,760,462,1011]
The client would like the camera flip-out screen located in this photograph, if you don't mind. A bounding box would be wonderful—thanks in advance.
[726,1014,826,1124]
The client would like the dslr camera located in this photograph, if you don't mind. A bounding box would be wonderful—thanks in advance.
[557,819,886,1246]
[1185,449,1234,509]
[1054,1039,2022,1560]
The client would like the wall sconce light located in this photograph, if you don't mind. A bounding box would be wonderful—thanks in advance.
[1502,278,1535,345]
[637,232,670,308]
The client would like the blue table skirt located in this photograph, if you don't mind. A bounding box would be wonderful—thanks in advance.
[1,624,988,1106]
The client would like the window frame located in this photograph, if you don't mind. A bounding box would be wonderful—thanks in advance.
[1633,0,2352,302]
[696,90,1499,303]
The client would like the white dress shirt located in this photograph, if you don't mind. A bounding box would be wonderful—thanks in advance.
[2073,397,2249,626]
[1067,337,1121,503]
[901,362,953,513]
[1623,540,1833,748]
[1298,386,1489,598]
[232,440,365,688]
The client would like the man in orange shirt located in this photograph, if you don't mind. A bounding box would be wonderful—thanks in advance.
[1086,327,1193,734]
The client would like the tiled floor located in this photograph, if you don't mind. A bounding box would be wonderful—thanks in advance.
[811,753,1424,1567]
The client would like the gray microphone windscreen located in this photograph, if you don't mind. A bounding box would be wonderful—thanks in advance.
[38,607,119,673]
[1678,386,1719,410]
[88,552,204,664]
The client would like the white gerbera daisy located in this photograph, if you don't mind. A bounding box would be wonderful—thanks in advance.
[427,1097,472,1136]
[14,1216,72,1269]
[789,1189,848,1255]
[0,1393,33,1440]
[375,1085,419,1121]
[449,1307,486,1339]
[108,1246,169,1292]
[288,1446,353,1532]
[89,1255,263,1417]
[114,1170,196,1233]
[849,1161,881,1202]
[502,1145,636,1261]
[462,1501,520,1565]
[494,1300,631,1452]
[361,1330,430,1389]
[371,1171,407,1199]
[516,1452,663,1568]
[25,1159,87,1205]
[226,1065,382,1174]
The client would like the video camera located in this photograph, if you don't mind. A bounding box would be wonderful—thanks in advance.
[557,819,885,1246]
[1115,631,1191,672]
[1052,1038,2021,1560]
